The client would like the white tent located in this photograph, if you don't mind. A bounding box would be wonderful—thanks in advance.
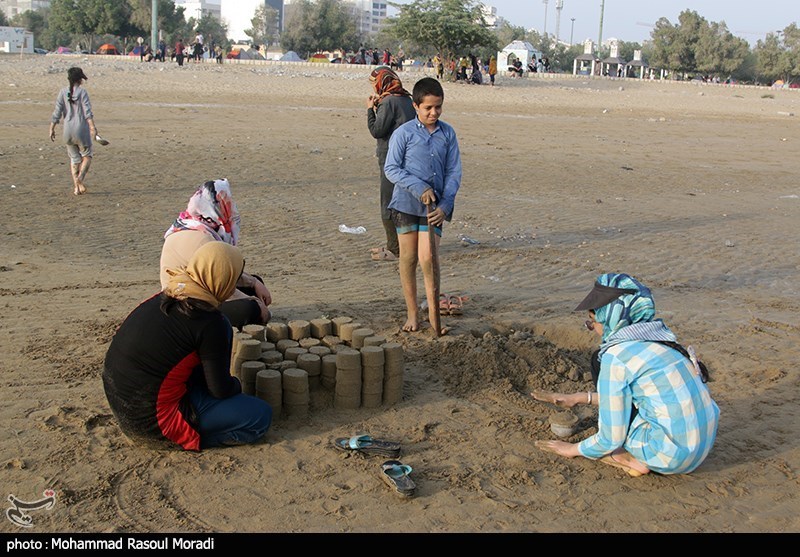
[280,50,303,62]
[497,40,542,72]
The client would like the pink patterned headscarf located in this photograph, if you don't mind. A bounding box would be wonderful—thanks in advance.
[164,179,241,245]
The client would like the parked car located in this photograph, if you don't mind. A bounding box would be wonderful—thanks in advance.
[33,48,48,55]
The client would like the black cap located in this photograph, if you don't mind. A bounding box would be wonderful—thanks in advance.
[574,282,638,312]
[68,67,88,81]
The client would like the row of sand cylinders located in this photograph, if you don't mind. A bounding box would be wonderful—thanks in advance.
[230,317,404,418]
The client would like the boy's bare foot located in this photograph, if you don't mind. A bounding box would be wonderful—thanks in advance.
[77,182,87,194]
[402,318,419,332]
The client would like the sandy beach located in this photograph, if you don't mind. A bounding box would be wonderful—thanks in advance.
[1,54,799,534]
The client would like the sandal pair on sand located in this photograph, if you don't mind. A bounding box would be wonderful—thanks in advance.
[334,434,416,498]
[420,293,466,316]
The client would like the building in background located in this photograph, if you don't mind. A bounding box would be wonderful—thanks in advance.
[222,0,284,44]
[0,0,50,18]
[481,5,498,29]
[345,0,388,36]
[0,24,33,52]
[173,0,222,22]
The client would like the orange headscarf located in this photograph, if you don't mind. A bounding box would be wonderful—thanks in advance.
[369,66,411,104]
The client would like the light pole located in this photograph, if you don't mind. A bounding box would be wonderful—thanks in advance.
[598,0,605,53]
[555,0,563,45]
[570,17,576,45]
[150,0,158,52]
[543,0,549,36]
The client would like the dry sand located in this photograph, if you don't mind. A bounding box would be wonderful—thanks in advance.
[1,54,799,534]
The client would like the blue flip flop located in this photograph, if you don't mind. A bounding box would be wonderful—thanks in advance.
[333,434,401,458]
[381,460,415,498]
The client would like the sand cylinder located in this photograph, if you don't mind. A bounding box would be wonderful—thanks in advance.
[266,322,289,342]
[309,345,332,357]
[260,341,276,353]
[331,316,352,336]
[322,335,343,350]
[260,350,283,365]
[296,352,321,391]
[310,318,332,339]
[256,369,282,418]
[321,354,338,390]
[278,360,297,372]
[363,335,387,347]
[298,337,321,349]
[284,346,308,362]
[276,339,299,354]
[351,328,374,349]
[382,342,405,406]
[288,320,311,341]
[240,360,266,396]
[360,346,385,408]
[242,324,266,342]
[232,339,263,378]
[339,322,362,344]
[335,348,362,409]
[230,332,253,374]
[282,368,309,418]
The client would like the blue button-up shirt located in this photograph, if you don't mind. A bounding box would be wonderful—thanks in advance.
[384,117,462,219]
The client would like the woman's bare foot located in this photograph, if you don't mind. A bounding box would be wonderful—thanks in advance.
[599,449,650,477]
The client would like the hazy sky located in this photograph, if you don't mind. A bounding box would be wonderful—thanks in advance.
[391,0,797,46]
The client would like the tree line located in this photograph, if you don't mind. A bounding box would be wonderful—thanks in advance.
[2,1,798,84]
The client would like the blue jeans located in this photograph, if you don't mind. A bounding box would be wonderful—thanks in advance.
[188,386,272,449]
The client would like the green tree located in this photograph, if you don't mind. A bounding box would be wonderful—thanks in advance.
[384,0,497,73]
[755,24,800,84]
[245,4,279,47]
[694,21,749,77]
[0,8,8,26]
[191,12,229,49]
[10,9,47,39]
[127,0,187,43]
[648,9,751,79]
[281,0,360,57]
[48,0,131,51]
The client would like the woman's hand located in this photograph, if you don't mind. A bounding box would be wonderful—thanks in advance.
[252,280,272,307]
[535,439,581,458]
[531,390,582,408]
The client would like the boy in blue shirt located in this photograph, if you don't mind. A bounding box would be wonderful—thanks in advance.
[384,77,462,334]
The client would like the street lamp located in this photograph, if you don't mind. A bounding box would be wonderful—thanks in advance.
[570,17,575,45]
[543,0,549,36]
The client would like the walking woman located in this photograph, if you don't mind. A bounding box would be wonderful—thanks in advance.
[366,66,416,262]
[49,67,99,196]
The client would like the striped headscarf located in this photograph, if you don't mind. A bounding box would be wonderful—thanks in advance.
[593,273,676,356]
[369,66,411,103]
[164,179,241,245]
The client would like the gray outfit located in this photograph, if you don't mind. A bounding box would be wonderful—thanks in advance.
[51,86,94,164]
[366,94,415,256]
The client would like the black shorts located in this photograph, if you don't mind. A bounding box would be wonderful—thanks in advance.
[390,209,442,237]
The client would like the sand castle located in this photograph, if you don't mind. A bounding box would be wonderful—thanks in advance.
[229,318,405,419]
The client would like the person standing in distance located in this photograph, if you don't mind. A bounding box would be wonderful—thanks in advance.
[366,66,416,262]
